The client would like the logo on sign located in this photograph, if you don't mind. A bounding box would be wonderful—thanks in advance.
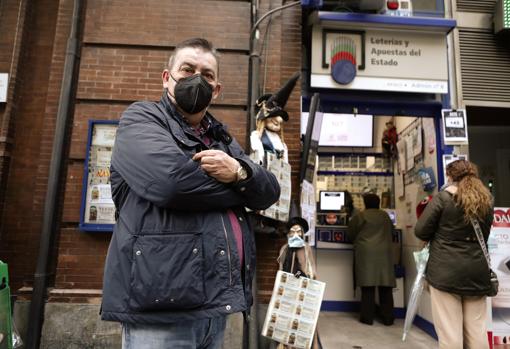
[494,208,510,228]
[330,36,357,85]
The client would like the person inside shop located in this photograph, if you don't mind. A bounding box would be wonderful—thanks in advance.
[415,159,493,349]
[249,72,300,166]
[100,37,280,349]
[347,193,396,326]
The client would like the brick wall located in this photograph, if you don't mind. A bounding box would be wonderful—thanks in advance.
[2,0,302,303]
[0,0,60,290]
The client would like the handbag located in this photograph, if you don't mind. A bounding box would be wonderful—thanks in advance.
[471,218,499,297]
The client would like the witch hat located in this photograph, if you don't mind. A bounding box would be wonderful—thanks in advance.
[256,72,300,121]
[286,201,309,233]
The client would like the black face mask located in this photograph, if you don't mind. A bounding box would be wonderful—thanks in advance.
[170,73,213,114]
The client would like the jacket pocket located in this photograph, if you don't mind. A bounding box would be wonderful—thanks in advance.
[128,232,206,311]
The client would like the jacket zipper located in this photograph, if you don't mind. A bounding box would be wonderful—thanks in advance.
[220,215,233,286]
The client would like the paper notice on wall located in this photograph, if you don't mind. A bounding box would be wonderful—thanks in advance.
[412,125,422,157]
[96,148,113,167]
[92,124,117,147]
[397,139,407,173]
[405,136,414,171]
[262,271,325,349]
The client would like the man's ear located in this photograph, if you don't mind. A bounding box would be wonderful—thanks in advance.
[162,70,170,89]
[212,82,222,100]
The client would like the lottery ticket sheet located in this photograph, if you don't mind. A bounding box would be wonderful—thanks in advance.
[261,271,326,349]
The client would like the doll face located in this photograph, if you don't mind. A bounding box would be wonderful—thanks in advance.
[288,224,304,239]
[264,116,283,132]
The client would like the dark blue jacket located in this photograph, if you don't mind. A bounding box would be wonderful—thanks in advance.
[101,93,280,323]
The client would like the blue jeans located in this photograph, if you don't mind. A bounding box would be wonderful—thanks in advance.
[121,316,227,349]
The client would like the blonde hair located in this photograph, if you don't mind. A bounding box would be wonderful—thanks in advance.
[446,160,492,222]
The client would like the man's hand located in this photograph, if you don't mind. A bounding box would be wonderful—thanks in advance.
[193,149,240,183]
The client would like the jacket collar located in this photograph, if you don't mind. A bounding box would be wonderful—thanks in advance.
[160,91,221,148]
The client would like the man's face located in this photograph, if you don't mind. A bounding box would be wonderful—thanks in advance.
[264,115,283,133]
[162,47,222,108]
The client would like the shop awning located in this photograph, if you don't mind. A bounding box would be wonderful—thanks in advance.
[309,12,456,34]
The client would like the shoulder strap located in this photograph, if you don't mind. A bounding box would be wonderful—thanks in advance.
[471,218,491,269]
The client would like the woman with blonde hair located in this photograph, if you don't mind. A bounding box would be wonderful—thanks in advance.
[415,159,493,349]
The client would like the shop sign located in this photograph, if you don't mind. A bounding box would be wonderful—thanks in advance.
[489,208,510,343]
[79,120,118,232]
[0,73,8,103]
[311,27,448,93]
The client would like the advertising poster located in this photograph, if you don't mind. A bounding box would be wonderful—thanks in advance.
[405,135,414,172]
[80,122,118,231]
[490,208,510,343]
[412,125,422,157]
[397,138,407,174]
[259,153,291,222]
[441,109,468,145]
[262,271,326,349]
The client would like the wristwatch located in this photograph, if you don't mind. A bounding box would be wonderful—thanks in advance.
[236,164,248,182]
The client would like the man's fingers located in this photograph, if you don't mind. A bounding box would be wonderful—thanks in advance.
[193,149,224,161]
[200,163,217,172]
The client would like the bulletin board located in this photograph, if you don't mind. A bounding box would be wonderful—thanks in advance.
[79,120,118,232]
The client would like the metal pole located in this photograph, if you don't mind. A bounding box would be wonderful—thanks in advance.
[25,0,82,347]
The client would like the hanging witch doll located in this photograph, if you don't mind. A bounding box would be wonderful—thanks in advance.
[277,216,317,282]
[250,72,300,166]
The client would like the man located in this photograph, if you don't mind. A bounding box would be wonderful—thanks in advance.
[101,38,280,349]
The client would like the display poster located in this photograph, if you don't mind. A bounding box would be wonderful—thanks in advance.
[397,138,407,173]
[412,125,422,157]
[422,117,436,154]
[395,173,404,199]
[489,208,510,342]
[442,109,468,144]
[81,122,118,230]
[300,180,316,246]
[262,271,326,349]
[405,135,414,172]
[260,153,291,222]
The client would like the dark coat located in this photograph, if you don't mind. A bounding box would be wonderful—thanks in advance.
[415,190,493,296]
[347,209,396,288]
[101,94,280,324]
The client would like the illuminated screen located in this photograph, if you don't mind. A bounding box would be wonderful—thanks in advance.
[320,191,345,211]
[319,113,373,147]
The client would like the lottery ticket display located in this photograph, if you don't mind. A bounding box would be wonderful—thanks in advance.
[80,122,118,230]
[262,271,325,349]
